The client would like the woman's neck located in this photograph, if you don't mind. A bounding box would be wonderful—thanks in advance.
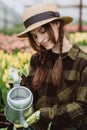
[52,36,73,54]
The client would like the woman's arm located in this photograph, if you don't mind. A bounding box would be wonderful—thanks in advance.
[40,65,87,125]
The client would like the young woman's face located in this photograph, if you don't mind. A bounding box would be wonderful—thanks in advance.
[30,22,60,50]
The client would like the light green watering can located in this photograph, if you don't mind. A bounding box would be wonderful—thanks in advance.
[4,68,33,128]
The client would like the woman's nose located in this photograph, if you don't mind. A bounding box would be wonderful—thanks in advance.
[37,35,44,44]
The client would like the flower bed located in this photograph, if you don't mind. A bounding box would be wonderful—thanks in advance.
[0,32,87,54]
[0,33,34,54]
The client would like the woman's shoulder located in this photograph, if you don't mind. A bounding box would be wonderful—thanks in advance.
[77,46,87,68]
[79,48,87,60]
[73,44,87,60]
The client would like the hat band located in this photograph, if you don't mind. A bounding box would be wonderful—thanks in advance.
[24,11,60,28]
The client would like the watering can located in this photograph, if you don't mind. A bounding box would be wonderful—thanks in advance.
[4,68,33,128]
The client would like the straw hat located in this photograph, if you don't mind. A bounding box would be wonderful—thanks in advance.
[17,2,73,38]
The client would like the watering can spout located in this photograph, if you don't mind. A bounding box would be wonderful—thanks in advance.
[20,111,28,128]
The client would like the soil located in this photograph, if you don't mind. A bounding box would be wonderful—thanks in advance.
[0,113,13,130]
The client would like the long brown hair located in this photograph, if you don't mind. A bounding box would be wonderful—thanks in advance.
[27,20,64,90]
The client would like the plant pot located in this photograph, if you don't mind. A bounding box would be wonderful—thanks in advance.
[0,113,13,130]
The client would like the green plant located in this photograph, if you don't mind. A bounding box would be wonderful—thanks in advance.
[0,24,25,35]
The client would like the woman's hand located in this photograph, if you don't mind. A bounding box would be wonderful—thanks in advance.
[14,111,40,128]
[40,105,57,121]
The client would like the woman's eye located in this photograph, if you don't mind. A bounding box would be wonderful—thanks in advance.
[41,28,46,33]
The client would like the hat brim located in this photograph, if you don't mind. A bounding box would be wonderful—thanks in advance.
[17,16,73,38]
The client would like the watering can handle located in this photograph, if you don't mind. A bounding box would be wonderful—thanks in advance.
[9,68,20,87]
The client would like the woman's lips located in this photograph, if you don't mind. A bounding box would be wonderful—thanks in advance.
[42,40,49,47]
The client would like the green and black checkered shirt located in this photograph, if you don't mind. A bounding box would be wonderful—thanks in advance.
[21,44,87,130]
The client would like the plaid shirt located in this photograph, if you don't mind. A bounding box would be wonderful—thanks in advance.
[21,44,87,130]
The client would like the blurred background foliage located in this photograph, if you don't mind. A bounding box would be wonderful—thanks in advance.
[0,24,25,35]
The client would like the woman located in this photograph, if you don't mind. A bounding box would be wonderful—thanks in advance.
[16,2,87,130]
